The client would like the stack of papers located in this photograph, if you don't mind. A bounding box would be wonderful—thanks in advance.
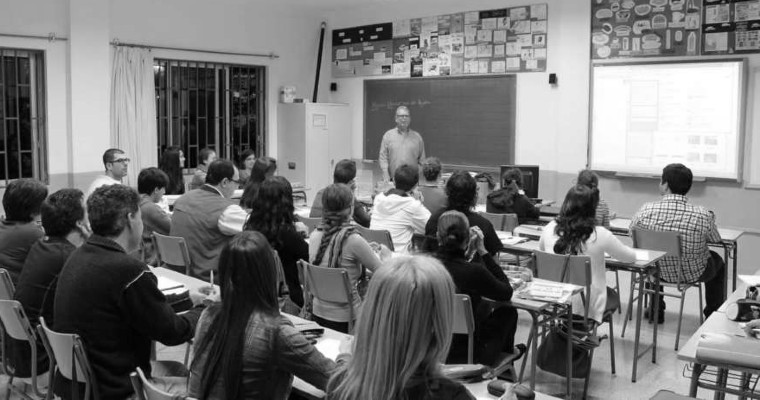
[157,276,184,292]
[497,231,528,245]
[518,281,573,303]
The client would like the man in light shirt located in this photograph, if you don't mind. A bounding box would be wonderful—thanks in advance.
[86,148,129,198]
[378,106,425,182]
[170,159,248,280]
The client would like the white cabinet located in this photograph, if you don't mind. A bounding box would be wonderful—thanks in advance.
[277,103,352,200]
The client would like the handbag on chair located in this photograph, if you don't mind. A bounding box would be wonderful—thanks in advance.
[536,317,599,378]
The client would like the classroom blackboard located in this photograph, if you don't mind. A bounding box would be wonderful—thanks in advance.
[363,75,516,167]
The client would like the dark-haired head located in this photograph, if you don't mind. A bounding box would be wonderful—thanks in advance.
[137,167,169,199]
[553,185,599,255]
[437,210,469,251]
[2,179,48,222]
[244,176,295,246]
[251,157,277,184]
[421,157,442,182]
[445,171,477,213]
[206,160,236,186]
[199,148,217,166]
[576,169,599,190]
[503,168,524,189]
[394,164,419,192]
[159,146,185,194]
[239,149,256,170]
[41,189,85,237]
[194,230,279,400]
[661,163,692,196]
[333,159,357,185]
[102,148,125,168]
[87,185,141,252]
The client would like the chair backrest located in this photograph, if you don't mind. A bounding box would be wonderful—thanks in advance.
[356,226,394,251]
[533,251,592,320]
[452,294,475,335]
[152,233,192,275]
[631,228,682,258]
[0,300,36,342]
[132,367,184,400]
[503,213,519,234]
[0,268,16,299]
[37,317,92,384]
[299,261,355,329]
[299,217,322,234]
[479,212,505,231]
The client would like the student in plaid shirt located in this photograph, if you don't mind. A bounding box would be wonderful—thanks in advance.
[630,163,725,321]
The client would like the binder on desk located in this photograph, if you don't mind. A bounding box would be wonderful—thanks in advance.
[696,333,760,369]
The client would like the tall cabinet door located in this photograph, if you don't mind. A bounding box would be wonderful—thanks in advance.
[304,104,331,196]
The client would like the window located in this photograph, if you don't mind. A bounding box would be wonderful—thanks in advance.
[0,48,47,184]
[154,59,266,169]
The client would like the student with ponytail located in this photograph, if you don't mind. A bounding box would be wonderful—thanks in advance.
[308,184,391,333]
[576,169,613,228]
[539,185,635,323]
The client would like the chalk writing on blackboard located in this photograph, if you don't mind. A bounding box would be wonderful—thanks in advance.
[370,99,432,111]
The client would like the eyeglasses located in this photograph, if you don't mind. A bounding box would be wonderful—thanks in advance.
[111,158,130,164]
[395,115,410,119]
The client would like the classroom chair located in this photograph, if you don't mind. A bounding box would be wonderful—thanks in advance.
[298,261,355,333]
[152,233,193,276]
[0,268,16,376]
[533,251,611,399]
[37,317,100,400]
[355,226,394,252]
[130,367,196,400]
[503,213,519,234]
[479,212,506,231]
[0,300,47,400]
[299,217,321,234]
[623,228,702,351]
[452,294,476,364]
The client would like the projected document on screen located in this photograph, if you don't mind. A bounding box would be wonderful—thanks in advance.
[590,61,745,180]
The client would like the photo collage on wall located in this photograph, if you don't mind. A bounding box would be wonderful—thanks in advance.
[331,4,548,78]
[702,0,760,54]
[591,0,703,59]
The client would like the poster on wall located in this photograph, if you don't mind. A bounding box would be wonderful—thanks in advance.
[591,0,702,59]
[702,0,760,54]
[331,4,547,78]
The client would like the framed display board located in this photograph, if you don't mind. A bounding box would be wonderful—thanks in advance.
[702,0,760,54]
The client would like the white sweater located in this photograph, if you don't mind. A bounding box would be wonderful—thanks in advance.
[370,192,430,253]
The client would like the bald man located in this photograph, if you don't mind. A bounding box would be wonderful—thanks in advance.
[378,106,426,182]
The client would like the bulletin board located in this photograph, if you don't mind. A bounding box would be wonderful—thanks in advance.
[702,0,760,55]
[591,0,703,59]
[332,4,548,78]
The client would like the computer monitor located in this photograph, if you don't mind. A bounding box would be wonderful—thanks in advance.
[500,165,540,199]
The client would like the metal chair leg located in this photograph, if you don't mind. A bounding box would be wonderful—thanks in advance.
[608,317,616,375]
[676,289,687,351]
[698,284,704,324]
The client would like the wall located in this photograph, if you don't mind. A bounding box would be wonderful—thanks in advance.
[324,0,760,274]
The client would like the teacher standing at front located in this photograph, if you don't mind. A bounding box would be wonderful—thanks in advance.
[379,106,426,182]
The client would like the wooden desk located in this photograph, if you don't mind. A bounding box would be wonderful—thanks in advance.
[497,238,668,382]
[609,218,746,292]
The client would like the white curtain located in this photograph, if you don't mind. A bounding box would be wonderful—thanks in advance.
[110,47,157,187]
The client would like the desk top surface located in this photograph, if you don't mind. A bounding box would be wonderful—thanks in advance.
[609,218,744,242]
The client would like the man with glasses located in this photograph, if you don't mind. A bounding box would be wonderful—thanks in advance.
[379,106,426,182]
[86,148,130,198]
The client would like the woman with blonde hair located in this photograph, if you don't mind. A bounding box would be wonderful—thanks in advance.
[326,256,475,400]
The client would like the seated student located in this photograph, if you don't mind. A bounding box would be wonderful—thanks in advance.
[237,148,256,187]
[11,189,89,378]
[576,169,613,228]
[310,159,370,228]
[159,146,186,195]
[0,178,48,284]
[54,184,204,399]
[418,157,447,215]
[326,256,475,400]
[189,231,337,400]
[434,210,521,367]
[425,171,502,255]
[630,163,725,322]
[486,167,539,224]
[137,167,172,265]
[309,184,390,333]
[189,147,217,191]
[539,185,636,324]
[240,156,277,209]
[244,176,308,310]
[370,164,431,252]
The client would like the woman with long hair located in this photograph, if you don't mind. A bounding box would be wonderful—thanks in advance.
[435,210,522,367]
[159,146,186,195]
[238,149,256,187]
[189,231,336,399]
[539,185,635,323]
[240,156,277,209]
[486,168,539,223]
[424,171,502,255]
[576,169,613,228]
[309,183,390,333]
[326,255,474,400]
[244,176,308,310]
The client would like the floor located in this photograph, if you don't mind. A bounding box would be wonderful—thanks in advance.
[0,270,747,400]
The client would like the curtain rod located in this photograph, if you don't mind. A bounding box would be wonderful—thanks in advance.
[110,39,278,59]
[0,32,68,42]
